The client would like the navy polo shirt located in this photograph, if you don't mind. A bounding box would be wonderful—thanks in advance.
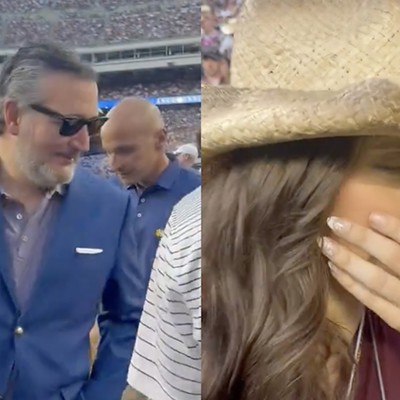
[128,160,200,281]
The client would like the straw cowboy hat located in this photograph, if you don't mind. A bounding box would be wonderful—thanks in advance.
[202,0,400,159]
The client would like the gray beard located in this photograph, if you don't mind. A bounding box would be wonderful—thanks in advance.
[14,142,75,190]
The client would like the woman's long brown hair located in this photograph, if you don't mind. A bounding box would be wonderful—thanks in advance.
[202,136,400,400]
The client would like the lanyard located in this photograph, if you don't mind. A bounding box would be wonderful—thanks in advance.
[347,310,366,398]
[346,310,387,400]
[369,312,387,400]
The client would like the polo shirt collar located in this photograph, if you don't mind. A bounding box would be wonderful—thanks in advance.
[128,160,180,192]
[155,160,180,190]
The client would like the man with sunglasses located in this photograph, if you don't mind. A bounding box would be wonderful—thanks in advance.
[0,43,145,400]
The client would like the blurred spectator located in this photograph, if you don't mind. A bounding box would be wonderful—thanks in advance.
[201,0,242,85]
[201,50,229,86]
[0,0,200,47]
[212,0,240,20]
[174,143,199,169]
[201,10,221,50]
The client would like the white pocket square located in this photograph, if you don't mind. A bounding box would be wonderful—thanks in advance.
[75,247,103,255]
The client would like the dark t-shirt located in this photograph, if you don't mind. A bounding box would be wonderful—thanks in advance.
[355,311,400,400]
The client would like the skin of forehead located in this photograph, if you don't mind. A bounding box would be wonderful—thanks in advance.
[104,97,165,141]
[39,73,99,118]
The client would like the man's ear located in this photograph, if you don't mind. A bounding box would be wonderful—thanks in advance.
[3,100,20,136]
[155,128,167,149]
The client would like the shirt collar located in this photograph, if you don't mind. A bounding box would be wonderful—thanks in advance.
[0,161,68,199]
[127,160,180,192]
[47,184,67,198]
[0,183,67,200]
[156,160,180,190]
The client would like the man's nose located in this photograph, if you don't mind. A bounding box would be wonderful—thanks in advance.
[70,126,90,153]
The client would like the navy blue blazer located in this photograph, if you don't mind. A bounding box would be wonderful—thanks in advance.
[0,168,146,400]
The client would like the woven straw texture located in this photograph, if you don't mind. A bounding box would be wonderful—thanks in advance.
[202,0,400,159]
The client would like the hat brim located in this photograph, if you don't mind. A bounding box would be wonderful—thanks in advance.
[201,78,400,159]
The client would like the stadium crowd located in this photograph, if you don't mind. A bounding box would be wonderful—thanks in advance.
[0,0,199,47]
[162,107,200,148]
[100,79,200,100]
[201,0,241,85]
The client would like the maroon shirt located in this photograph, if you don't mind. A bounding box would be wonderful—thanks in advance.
[355,311,400,400]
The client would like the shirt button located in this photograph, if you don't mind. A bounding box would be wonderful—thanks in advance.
[21,236,28,243]
[15,326,24,336]
[16,213,23,220]
[137,213,142,218]
[140,198,146,203]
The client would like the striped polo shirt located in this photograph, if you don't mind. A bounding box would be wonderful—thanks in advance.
[127,187,201,400]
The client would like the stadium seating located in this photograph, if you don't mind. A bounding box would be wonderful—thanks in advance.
[100,79,200,100]
[0,0,199,47]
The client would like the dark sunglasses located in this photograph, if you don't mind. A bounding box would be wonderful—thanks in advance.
[29,104,108,137]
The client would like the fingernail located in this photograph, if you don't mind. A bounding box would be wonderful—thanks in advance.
[327,216,351,233]
[328,261,340,273]
[369,212,387,229]
[320,237,338,257]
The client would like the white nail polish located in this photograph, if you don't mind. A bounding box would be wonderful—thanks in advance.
[322,237,337,257]
[327,216,351,233]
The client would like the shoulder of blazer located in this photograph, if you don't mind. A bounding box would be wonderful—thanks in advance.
[72,167,130,208]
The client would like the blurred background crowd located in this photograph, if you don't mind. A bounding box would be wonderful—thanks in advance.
[0,0,198,46]
[201,0,241,85]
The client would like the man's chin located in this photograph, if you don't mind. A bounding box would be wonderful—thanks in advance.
[36,163,76,189]
[57,164,76,184]
[117,173,133,185]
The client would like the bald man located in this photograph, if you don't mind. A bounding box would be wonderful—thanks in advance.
[101,100,200,399]
[101,97,200,283]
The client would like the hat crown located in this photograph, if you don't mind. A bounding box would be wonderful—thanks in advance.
[231,0,400,91]
[202,0,400,159]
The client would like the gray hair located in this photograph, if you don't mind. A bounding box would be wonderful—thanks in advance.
[0,42,97,133]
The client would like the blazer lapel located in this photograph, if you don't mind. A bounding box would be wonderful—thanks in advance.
[25,169,94,309]
[0,210,19,309]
